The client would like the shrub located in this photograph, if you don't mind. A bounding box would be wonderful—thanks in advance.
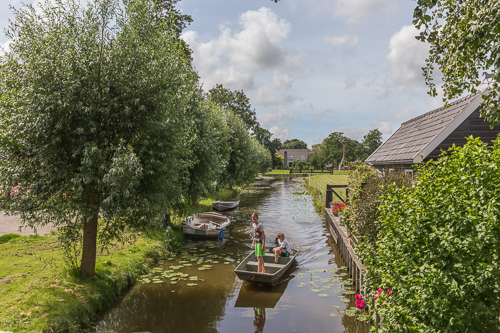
[366,137,500,332]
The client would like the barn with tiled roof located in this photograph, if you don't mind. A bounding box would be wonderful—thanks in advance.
[366,89,500,170]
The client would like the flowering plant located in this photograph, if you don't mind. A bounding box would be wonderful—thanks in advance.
[332,203,347,212]
[355,294,365,309]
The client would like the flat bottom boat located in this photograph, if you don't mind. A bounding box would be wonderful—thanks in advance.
[211,200,240,211]
[181,212,230,239]
[234,249,298,284]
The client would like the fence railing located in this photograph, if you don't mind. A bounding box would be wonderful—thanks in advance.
[290,169,332,174]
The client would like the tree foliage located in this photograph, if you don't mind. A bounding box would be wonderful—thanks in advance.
[207,83,259,132]
[413,0,500,124]
[282,138,308,149]
[364,137,500,332]
[308,130,383,168]
[0,0,200,278]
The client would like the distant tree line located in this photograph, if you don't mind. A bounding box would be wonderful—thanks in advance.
[307,130,383,169]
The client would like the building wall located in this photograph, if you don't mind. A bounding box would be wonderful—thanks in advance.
[276,149,312,167]
[425,108,500,160]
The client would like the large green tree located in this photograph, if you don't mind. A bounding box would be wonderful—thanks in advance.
[181,97,230,205]
[0,0,198,278]
[282,138,308,149]
[360,129,383,160]
[207,84,259,132]
[413,0,500,124]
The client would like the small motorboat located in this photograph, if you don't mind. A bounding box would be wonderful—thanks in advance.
[181,212,230,239]
[234,248,298,285]
[255,177,263,181]
[211,200,240,211]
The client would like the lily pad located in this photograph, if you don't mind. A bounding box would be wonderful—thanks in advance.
[310,289,322,292]
[187,283,198,286]
[329,313,339,317]
[318,293,330,297]
[333,305,341,309]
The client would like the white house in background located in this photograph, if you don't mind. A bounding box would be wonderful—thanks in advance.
[276,149,311,167]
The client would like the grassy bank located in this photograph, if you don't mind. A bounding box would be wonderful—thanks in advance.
[0,181,248,332]
[265,169,350,175]
[0,232,166,333]
[305,174,349,213]
[0,186,243,333]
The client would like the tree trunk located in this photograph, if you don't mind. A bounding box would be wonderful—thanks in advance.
[163,213,171,228]
[80,213,98,279]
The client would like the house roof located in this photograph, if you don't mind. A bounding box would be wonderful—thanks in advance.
[366,89,486,165]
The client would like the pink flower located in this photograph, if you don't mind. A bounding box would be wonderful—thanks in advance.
[355,299,365,309]
[348,235,351,238]
[374,296,377,301]
[377,289,382,296]
[355,294,362,300]
[386,290,392,294]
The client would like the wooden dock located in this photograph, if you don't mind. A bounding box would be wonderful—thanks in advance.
[325,209,364,292]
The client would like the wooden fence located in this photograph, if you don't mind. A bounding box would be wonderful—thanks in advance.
[289,169,332,174]
[325,208,364,292]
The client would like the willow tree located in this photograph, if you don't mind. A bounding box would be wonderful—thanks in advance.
[413,0,500,124]
[0,0,199,278]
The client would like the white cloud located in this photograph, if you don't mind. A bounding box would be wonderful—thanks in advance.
[332,126,374,141]
[344,75,358,89]
[315,108,336,121]
[324,34,359,55]
[253,85,295,106]
[258,108,295,128]
[379,107,419,136]
[181,7,302,97]
[0,40,12,56]
[386,25,430,87]
[269,125,290,141]
[333,0,398,26]
[380,107,418,122]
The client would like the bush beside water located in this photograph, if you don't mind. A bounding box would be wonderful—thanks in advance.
[347,137,500,332]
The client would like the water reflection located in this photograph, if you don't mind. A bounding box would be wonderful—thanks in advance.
[252,308,265,333]
[234,279,290,309]
[93,177,369,333]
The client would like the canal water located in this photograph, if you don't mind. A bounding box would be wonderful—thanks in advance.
[93,177,369,333]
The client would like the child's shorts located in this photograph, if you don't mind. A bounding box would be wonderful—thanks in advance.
[255,243,264,257]
[281,251,290,257]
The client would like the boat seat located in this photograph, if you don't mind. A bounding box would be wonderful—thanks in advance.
[246,261,284,269]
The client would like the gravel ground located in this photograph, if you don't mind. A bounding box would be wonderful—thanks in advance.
[0,212,56,236]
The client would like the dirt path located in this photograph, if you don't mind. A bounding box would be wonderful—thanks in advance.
[0,212,56,236]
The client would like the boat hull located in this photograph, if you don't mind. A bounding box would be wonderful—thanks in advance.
[234,249,298,285]
[211,200,240,211]
[181,212,230,239]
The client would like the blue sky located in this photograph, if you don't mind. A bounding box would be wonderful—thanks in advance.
[1,0,450,147]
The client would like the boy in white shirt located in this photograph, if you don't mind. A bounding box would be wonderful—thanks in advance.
[272,232,291,264]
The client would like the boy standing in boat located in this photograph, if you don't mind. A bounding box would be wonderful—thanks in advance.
[251,213,266,274]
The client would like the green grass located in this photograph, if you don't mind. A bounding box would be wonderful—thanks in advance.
[0,184,244,333]
[265,169,290,175]
[0,233,165,333]
[305,174,349,213]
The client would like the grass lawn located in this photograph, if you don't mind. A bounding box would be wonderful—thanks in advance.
[306,174,349,212]
[264,169,290,175]
[0,232,167,333]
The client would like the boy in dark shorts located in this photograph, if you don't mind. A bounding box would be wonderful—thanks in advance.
[251,212,266,274]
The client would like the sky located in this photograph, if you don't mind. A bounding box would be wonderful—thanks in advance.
[0,0,454,148]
